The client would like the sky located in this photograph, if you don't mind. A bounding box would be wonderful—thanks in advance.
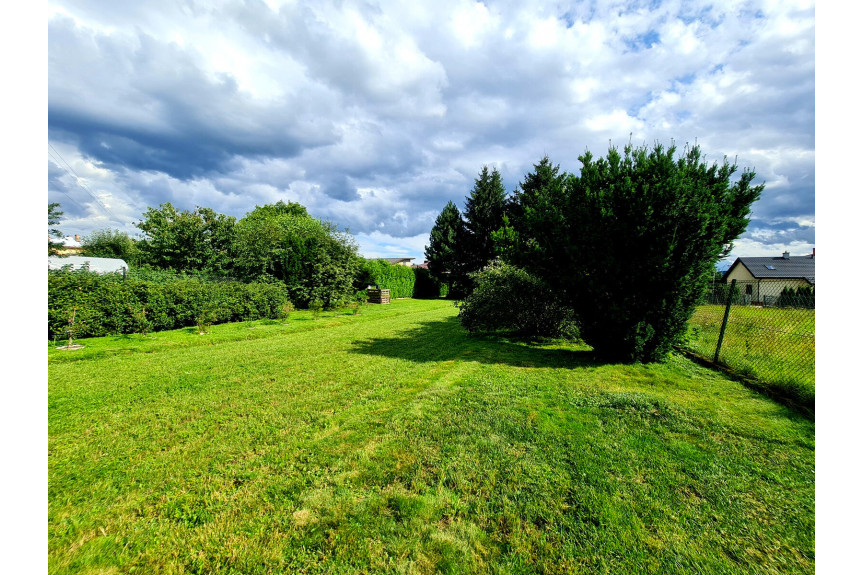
[47,0,814,267]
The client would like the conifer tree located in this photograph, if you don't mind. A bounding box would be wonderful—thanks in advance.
[499,143,763,362]
[462,166,507,275]
[424,201,467,297]
[495,157,567,275]
[49,202,64,255]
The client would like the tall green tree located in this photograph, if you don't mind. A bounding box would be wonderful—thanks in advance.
[494,156,568,272]
[501,143,763,362]
[424,201,468,298]
[49,202,64,255]
[232,203,359,308]
[81,229,142,265]
[462,166,507,274]
[425,167,509,298]
[135,203,236,274]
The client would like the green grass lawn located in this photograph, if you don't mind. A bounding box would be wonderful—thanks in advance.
[49,299,814,574]
[685,304,815,408]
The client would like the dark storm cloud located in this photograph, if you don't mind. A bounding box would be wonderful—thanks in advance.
[316,173,359,202]
[754,175,815,221]
[49,15,339,180]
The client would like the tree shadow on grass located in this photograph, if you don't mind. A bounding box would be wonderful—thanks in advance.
[349,316,600,369]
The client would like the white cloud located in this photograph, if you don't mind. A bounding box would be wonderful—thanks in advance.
[584,109,643,134]
[726,238,814,260]
[450,1,493,48]
[569,77,599,104]
[659,19,702,56]
[529,17,560,49]
[48,0,814,263]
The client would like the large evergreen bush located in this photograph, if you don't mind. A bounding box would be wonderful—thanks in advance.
[499,144,763,362]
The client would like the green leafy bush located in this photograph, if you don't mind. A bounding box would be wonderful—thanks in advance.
[232,203,358,309]
[48,269,289,339]
[456,262,578,339]
[81,228,143,266]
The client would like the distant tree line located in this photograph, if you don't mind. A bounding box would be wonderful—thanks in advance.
[50,199,446,311]
[425,143,763,363]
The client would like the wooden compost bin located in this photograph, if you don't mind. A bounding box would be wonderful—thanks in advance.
[368,288,391,304]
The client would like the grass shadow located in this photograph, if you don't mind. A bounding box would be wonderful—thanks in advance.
[349,316,599,369]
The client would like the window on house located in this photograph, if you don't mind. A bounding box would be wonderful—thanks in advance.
[745,284,753,295]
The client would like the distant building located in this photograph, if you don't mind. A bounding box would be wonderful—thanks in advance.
[50,234,84,256]
[379,257,415,267]
[722,249,814,305]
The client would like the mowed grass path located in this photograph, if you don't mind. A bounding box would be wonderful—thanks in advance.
[49,299,814,574]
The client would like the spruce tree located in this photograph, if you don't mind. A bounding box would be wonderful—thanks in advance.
[424,201,468,298]
[496,157,567,277]
[463,166,507,275]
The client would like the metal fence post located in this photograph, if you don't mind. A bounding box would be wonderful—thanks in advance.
[714,279,736,363]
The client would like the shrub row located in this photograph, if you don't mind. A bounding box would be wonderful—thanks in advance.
[126,266,239,284]
[777,286,815,309]
[49,269,289,339]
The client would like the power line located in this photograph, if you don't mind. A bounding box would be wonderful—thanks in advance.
[48,150,90,215]
[47,143,123,224]
[48,143,119,220]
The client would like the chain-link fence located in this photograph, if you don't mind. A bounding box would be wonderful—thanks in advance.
[683,279,814,408]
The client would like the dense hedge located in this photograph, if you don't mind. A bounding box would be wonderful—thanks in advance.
[48,269,289,339]
[356,259,416,299]
[355,259,448,299]
[126,266,239,284]
[777,286,815,309]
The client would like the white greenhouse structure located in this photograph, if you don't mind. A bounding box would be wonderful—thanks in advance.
[48,256,129,275]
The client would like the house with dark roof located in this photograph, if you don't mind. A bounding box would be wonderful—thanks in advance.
[722,249,814,305]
